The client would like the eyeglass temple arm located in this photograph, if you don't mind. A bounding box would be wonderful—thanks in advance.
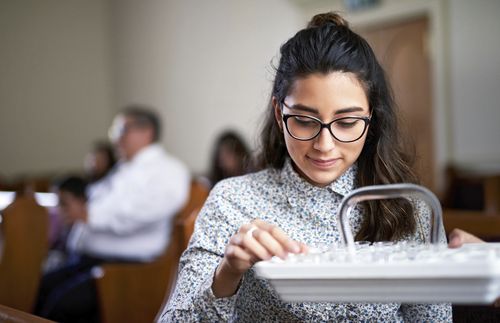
[336,183,443,255]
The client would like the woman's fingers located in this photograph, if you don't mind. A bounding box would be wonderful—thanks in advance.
[298,241,309,254]
[252,229,288,259]
[242,231,273,260]
[251,219,301,253]
[225,244,253,264]
[230,230,272,262]
[226,219,306,275]
[448,228,484,248]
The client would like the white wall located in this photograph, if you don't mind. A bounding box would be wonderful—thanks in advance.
[449,0,500,170]
[0,0,113,178]
[2,0,499,180]
[109,0,303,174]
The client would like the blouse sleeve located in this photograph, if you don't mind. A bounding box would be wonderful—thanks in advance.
[410,197,447,244]
[158,180,248,322]
[399,198,452,322]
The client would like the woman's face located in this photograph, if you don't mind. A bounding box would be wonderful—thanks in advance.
[218,144,240,176]
[84,150,110,178]
[274,72,370,187]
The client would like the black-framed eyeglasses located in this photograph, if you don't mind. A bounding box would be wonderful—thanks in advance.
[281,102,371,142]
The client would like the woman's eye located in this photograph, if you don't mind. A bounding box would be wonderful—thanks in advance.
[336,119,359,128]
[293,117,317,127]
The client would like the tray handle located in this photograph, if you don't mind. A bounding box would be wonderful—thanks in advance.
[336,183,443,255]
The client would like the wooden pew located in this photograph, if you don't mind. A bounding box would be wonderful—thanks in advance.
[443,210,500,241]
[94,181,209,323]
[0,304,55,323]
[0,193,49,312]
[484,175,500,215]
[442,170,500,241]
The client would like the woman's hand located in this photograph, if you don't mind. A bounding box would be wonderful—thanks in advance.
[448,228,484,248]
[212,219,306,298]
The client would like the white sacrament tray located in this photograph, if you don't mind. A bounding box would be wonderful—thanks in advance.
[254,184,500,304]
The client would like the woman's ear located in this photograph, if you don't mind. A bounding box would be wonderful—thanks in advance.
[272,97,283,132]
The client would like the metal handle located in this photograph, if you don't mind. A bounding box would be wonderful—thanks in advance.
[336,183,443,255]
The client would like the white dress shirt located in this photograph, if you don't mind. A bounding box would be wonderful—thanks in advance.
[76,143,190,261]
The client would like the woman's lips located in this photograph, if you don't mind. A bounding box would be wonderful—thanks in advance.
[308,157,340,169]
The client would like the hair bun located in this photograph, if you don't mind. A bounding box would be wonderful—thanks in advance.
[307,12,349,29]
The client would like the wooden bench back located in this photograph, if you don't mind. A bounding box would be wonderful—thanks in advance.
[0,194,49,312]
[95,180,209,323]
[442,168,500,241]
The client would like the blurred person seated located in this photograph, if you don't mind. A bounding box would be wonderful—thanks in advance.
[206,130,251,188]
[35,105,190,323]
[84,140,117,184]
[44,176,88,272]
[45,141,115,271]
[83,140,117,202]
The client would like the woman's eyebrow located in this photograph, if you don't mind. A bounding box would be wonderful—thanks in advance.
[285,103,319,115]
[334,107,365,115]
[285,103,366,115]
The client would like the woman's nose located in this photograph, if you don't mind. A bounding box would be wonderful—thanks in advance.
[312,127,336,152]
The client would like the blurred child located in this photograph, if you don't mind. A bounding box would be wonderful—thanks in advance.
[44,176,87,272]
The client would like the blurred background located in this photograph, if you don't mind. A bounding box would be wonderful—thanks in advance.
[1,0,499,196]
[1,1,500,320]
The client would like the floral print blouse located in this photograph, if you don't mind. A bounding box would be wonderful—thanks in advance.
[160,159,452,322]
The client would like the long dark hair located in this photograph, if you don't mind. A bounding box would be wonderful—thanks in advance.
[257,12,418,242]
[209,130,250,185]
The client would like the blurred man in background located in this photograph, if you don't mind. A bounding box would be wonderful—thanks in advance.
[35,105,190,322]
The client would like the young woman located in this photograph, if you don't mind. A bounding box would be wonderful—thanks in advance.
[161,12,452,322]
[84,141,117,184]
[207,130,251,188]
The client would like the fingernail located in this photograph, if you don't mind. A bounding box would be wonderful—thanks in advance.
[290,242,300,253]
